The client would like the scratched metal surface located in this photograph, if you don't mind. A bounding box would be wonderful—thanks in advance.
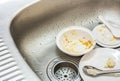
[11,0,120,81]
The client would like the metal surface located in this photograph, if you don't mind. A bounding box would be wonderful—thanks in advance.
[55,67,77,81]
[0,37,25,81]
[54,62,79,81]
[10,0,120,81]
[47,58,81,81]
[0,0,42,81]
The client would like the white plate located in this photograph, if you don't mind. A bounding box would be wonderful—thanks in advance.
[92,24,120,48]
[79,48,120,81]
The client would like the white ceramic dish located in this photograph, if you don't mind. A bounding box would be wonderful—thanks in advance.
[56,26,96,56]
[99,15,120,38]
[92,24,120,48]
[79,48,120,81]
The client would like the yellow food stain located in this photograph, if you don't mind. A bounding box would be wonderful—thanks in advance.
[104,58,116,68]
[63,34,80,53]
[98,28,103,32]
[64,34,71,43]
[63,41,80,53]
[70,30,77,36]
[110,36,117,42]
[62,33,93,53]
[79,39,93,49]
[65,47,80,53]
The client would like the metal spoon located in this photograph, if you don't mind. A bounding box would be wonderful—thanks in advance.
[83,65,120,77]
[99,15,120,38]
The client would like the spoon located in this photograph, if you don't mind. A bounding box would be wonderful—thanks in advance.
[99,15,120,38]
[83,65,120,77]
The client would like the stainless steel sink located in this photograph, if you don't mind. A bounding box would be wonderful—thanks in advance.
[10,0,120,81]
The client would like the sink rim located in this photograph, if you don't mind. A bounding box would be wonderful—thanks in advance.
[0,0,42,81]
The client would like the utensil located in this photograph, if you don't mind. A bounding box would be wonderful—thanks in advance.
[99,15,120,38]
[83,65,120,77]
[79,48,120,81]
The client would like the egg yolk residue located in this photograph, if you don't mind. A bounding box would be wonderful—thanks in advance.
[62,32,93,54]
[79,40,93,49]
[110,36,117,42]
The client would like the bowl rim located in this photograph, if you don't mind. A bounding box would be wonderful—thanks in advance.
[56,26,96,56]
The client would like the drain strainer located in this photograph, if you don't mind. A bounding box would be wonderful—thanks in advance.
[47,58,81,81]
[54,63,77,81]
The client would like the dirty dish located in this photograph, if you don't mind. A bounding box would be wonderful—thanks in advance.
[99,15,120,38]
[56,26,96,56]
[92,24,120,48]
[79,48,120,81]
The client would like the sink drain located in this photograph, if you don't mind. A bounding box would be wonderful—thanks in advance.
[54,62,78,81]
[47,58,81,81]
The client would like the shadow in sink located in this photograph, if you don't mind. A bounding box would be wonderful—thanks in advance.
[10,0,120,81]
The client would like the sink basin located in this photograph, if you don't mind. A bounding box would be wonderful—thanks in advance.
[10,0,120,81]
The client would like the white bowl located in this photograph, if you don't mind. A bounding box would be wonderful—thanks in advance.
[56,26,96,56]
[92,24,120,48]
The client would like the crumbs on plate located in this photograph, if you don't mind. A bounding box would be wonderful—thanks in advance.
[104,58,116,68]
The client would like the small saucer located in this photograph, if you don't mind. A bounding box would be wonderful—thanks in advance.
[92,24,120,48]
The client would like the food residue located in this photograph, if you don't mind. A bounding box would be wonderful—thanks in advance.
[70,30,77,36]
[94,24,120,46]
[79,40,93,49]
[104,58,116,68]
[110,36,117,42]
[86,69,97,75]
[98,28,103,32]
[62,32,93,54]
